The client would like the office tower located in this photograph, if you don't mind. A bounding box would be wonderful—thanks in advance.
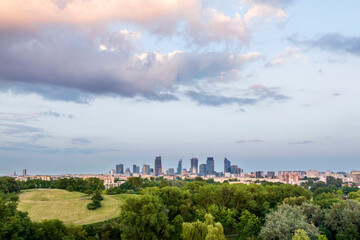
[116,164,124,174]
[266,171,275,178]
[167,168,175,176]
[125,168,130,174]
[133,165,140,174]
[154,156,163,176]
[109,169,115,175]
[142,164,150,175]
[177,159,182,175]
[190,157,198,174]
[231,165,242,175]
[255,171,264,178]
[224,158,231,173]
[22,169,27,176]
[199,164,206,176]
[206,157,215,175]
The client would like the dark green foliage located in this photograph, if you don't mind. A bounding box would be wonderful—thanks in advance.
[0,193,35,239]
[119,195,174,240]
[91,189,103,201]
[34,219,69,240]
[18,177,104,193]
[237,210,261,240]
[88,189,103,210]
[0,177,20,193]
[87,200,101,210]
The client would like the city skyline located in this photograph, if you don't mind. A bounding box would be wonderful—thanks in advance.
[1,0,360,175]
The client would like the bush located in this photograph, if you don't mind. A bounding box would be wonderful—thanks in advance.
[87,200,101,210]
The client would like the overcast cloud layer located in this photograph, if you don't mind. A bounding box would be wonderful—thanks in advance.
[1,0,360,174]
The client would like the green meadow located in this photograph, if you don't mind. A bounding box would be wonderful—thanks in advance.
[18,189,133,225]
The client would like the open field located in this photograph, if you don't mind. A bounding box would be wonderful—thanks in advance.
[18,189,134,225]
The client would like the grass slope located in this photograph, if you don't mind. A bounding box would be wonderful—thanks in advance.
[18,189,132,225]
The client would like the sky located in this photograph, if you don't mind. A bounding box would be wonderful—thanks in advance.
[1,0,360,175]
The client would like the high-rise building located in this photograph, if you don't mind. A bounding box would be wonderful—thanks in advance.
[116,164,124,174]
[231,165,242,175]
[177,159,182,175]
[199,164,206,176]
[190,157,198,174]
[255,171,264,178]
[167,168,175,176]
[109,169,115,175]
[206,157,215,175]
[154,156,163,176]
[224,158,231,173]
[142,164,150,175]
[266,171,275,178]
[22,169,27,176]
[133,165,140,173]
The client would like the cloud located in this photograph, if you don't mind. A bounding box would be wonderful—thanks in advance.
[43,110,75,119]
[0,27,261,102]
[288,140,313,145]
[235,139,262,143]
[2,124,43,135]
[265,46,304,67]
[71,138,91,145]
[289,33,360,56]
[243,0,294,8]
[186,90,257,106]
[187,84,290,106]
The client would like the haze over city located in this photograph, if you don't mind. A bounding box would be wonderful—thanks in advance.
[1,0,360,175]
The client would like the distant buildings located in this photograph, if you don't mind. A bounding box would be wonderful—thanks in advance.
[206,157,215,175]
[224,158,231,173]
[109,169,115,175]
[266,171,275,178]
[177,159,182,175]
[199,164,206,176]
[142,164,150,175]
[154,156,163,176]
[255,171,264,178]
[133,165,140,174]
[166,168,175,176]
[190,157,198,175]
[22,169,27,176]
[116,164,124,174]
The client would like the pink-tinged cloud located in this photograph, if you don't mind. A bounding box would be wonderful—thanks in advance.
[0,0,289,44]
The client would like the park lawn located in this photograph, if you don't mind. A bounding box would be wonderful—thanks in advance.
[18,189,134,225]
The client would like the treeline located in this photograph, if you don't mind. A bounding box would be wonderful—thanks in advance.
[2,176,360,239]
[16,177,105,193]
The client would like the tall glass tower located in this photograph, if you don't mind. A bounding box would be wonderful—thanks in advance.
[154,156,163,176]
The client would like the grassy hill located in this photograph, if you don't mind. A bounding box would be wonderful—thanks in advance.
[18,189,133,225]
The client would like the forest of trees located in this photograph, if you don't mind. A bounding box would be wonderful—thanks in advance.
[1,176,360,239]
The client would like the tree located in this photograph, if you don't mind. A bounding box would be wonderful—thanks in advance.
[34,219,68,240]
[292,229,310,240]
[0,193,35,239]
[119,195,173,240]
[182,214,226,240]
[324,200,360,236]
[260,204,319,240]
[127,177,143,191]
[91,189,103,201]
[237,210,261,240]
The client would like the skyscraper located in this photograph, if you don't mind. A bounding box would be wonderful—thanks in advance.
[224,158,231,173]
[142,164,150,175]
[133,165,140,173]
[199,164,206,176]
[22,169,27,176]
[177,159,182,175]
[116,164,124,174]
[190,157,198,174]
[154,156,163,176]
[206,157,215,175]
